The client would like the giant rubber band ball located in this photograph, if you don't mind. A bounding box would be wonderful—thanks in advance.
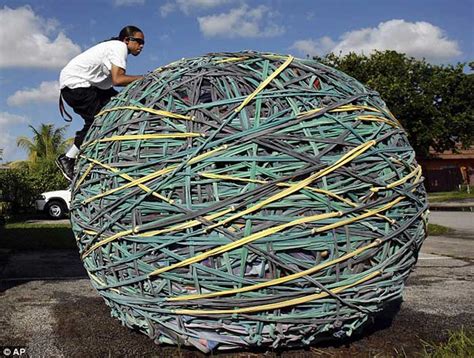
[70,51,428,352]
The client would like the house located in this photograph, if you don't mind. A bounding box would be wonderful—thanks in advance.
[418,145,474,192]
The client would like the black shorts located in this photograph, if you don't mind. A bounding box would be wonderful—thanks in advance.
[61,86,118,147]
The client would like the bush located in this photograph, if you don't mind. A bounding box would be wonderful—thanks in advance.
[0,159,68,214]
[0,165,32,213]
[28,159,69,194]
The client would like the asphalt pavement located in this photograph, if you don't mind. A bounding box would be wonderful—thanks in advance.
[429,211,474,235]
[0,210,472,357]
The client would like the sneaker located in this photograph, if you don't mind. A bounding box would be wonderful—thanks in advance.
[55,154,75,182]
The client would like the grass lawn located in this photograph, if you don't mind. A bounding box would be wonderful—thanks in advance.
[0,220,76,250]
[427,223,454,236]
[428,190,474,203]
[422,327,473,357]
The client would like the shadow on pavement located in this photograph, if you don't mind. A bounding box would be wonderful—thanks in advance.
[0,249,87,292]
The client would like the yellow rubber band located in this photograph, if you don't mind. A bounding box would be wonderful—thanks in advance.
[98,133,202,143]
[386,165,422,189]
[149,210,342,277]
[80,146,229,258]
[371,165,422,192]
[357,115,399,127]
[167,239,382,301]
[173,270,380,315]
[206,140,376,231]
[214,57,249,64]
[199,172,393,224]
[87,272,120,293]
[137,207,235,238]
[79,156,172,204]
[75,163,94,189]
[82,145,227,205]
[84,132,203,149]
[235,56,294,113]
[82,165,174,204]
[82,229,134,258]
[263,54,291,60]
[298,105,383,119]
[82,207,237,259]
[96,106,193,120]
[312,196,404,234]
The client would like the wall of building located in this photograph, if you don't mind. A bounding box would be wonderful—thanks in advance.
[418,158,474,192]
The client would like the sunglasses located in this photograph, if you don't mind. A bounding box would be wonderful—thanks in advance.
[128,36,145,45]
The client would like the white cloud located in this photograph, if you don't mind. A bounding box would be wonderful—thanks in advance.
[7,81,60,107]
[0,6,81,69]
[291,19,461,62]
[0,112,29,162]
[198,5,285,38]
[0,112,28,127]
[178,0,231,14]
[290,37,335,57]
[161,0,231,16]
[0,131,16,162]
[160,2,176,16]
[114,0,145,6]
[159,34,171,42]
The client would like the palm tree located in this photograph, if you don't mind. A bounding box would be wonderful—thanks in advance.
[17,123,71,163]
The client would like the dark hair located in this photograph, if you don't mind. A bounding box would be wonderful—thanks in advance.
[118,25,143,40]
[108,25,143,42]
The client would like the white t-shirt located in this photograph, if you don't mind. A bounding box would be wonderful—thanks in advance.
[60,40,128,90]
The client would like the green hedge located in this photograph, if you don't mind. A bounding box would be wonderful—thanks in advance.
[0,160,68,215]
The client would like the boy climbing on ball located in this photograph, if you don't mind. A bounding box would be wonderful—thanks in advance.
[56,25,145,181]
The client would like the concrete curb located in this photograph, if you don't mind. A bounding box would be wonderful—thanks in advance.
[429,199,474,211]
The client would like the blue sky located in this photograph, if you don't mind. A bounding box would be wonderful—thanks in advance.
[0,0,473,162]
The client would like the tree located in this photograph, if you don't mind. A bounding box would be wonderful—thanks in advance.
[1,123,71,213]
[315,51,474,158]
[16,123,71,163]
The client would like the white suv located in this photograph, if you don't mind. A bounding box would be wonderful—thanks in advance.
[36,189,71,219]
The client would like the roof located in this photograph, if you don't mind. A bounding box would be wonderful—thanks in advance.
[429,145,474,160]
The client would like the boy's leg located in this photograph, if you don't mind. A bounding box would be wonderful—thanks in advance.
[56,87,118,181]
[62,87,102,148]
[98,87,119,108]
[65,87,118,147]
[56,87,102,181]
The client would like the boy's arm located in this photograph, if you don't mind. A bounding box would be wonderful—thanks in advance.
[111,65,143,86]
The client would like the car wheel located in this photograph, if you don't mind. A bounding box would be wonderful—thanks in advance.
[45,200,66,219]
